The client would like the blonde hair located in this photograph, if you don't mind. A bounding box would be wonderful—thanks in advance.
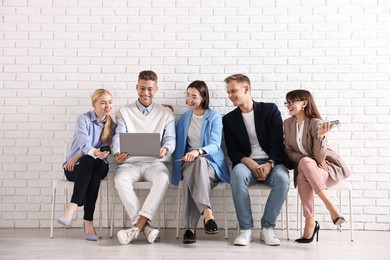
[224,73,251,86]
[91,89,113,144]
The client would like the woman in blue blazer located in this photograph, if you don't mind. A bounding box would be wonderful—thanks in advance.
[172,80,230,244]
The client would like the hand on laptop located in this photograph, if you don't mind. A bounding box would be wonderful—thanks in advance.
[158,147,169,159]
[114,152,130,163]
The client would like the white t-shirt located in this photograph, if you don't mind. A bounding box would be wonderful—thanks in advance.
[242,110,268,160]
[187,114,203,150]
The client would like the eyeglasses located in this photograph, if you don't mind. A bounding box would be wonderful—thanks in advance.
[138,86,156,93]
[284,99,304,106]
[185,93,201,101]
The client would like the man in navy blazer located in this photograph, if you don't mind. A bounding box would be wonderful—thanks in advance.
[222,74,291,246]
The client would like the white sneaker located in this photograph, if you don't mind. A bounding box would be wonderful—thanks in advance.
[117,226,140,245]
[143,224,159,244]
[234,229,253,246]
[260,227,280,246]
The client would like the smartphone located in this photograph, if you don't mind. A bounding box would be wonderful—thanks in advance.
[100,145,111,153]
[317,120,340,130]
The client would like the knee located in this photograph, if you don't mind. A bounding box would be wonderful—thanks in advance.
[82,155,96,166]
[271,167,291,190]
[153,171,170,189]
[114,173,129,192]
[160,172,170,186]
[231,164,249,186]
[298,157,316,171]
[296,169,309,187]
[194,156,206,166]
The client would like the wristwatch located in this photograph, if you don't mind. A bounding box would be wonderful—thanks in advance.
[267,160,275,169]
[198,149,204,155]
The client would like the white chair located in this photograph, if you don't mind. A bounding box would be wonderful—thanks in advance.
[235,184,290,240]
[175,182,228,239]
[49,142,110,238]
[109,181,165,238]
[296,179,354,242]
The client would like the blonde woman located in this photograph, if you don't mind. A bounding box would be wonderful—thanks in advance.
[57,89,115,241]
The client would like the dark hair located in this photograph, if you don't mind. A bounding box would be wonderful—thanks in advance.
[224,73,251,86]
[187,80,210,110]
[138,70,158,82]
[286,89,322,120]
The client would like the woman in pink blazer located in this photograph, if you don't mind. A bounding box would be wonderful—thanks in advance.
[283,90,351,243]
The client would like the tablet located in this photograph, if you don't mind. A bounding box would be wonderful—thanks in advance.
[119,133,161,157]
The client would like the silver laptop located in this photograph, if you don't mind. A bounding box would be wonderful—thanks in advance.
[119,133,161,157]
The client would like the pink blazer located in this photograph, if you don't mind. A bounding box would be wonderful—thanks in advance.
[283,116,351,188]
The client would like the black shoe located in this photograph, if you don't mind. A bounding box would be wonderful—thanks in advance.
[204,219,218,234]
[295,221,320,243]
[183,229,196,244]
[332,216,345,226]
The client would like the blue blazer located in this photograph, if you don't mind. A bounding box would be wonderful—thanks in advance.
[172,108,230,186]
[222,101,293,169]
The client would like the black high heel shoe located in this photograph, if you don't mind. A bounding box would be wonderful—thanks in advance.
[295,221,320,243]
[332,216,345,226]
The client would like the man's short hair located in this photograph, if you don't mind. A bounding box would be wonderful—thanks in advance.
[224,73,251,86]
[138,70,158,82]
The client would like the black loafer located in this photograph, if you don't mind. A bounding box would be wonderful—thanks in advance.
[204,219,218,234]
[183,229,196,244]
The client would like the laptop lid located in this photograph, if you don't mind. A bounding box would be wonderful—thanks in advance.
[119,133,161,157]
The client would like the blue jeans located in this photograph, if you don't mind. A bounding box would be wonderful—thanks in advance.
[231,160,290,229]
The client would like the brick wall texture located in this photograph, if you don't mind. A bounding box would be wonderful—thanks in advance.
[0,0,389,231]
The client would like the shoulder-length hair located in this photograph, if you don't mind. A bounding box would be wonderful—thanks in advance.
[187,80,210,110]
[286,89,322,120]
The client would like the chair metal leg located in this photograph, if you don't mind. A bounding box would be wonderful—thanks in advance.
[296,192,300,231]
[223,186,228,239]
[281,200,285,230]
[349,189,354,242]
[50,186,56,238]
[109,187,115,238]
[338,190,342,231]
[175,187,181,239]
[106,180,110,228]
[300,202,303,236]
[285,196,290,240]
[162,197,166,229]
[122,205,126,228]
[99,185,103,238]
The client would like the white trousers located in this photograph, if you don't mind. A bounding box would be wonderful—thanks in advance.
[114,162,169,225]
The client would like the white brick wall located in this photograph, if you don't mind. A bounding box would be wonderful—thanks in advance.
[0,0,389,231]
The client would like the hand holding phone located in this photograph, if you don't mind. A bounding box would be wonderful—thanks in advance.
[317,120,340,130]
[100,145,111,153]
[317,120,339,140]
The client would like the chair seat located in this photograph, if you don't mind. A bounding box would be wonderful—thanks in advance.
[52,179,74,189]
[328,180,352,191]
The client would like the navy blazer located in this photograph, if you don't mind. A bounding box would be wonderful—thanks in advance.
[222,101,292,169]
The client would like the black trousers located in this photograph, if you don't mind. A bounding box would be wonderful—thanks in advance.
[64,155,108,221]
